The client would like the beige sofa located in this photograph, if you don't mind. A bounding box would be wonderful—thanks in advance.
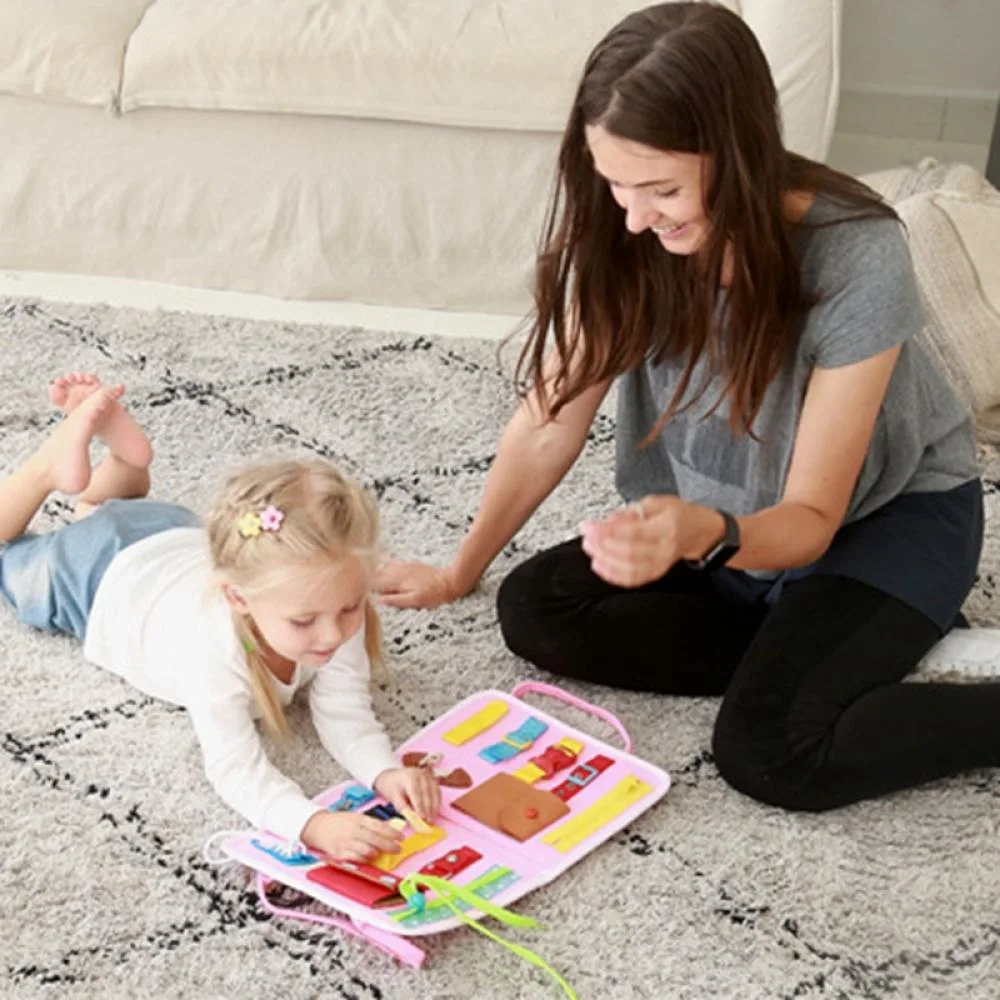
[0,1,841,313]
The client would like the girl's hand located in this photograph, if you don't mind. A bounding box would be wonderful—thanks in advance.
[580,497,725,588]
[373,766,441,823]
[376,558,465,610]
[300,809,404,862]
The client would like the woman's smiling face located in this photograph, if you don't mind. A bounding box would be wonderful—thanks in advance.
[586,123,711,255]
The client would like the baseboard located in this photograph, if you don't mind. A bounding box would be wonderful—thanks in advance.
[837,88,998,144]
[0,270,521,340]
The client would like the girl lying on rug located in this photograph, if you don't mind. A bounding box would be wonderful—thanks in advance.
[379,2,997,811]
[0,374,438,856]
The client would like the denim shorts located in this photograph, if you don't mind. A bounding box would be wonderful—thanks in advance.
[0,499,201,640]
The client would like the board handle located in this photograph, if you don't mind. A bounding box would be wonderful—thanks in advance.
[255,874,426,967]
[510,680,633,752]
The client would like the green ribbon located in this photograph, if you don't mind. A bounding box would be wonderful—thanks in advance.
[397,872,577,1000]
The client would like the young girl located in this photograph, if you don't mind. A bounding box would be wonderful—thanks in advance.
[380,3,998,812]
[1,373,438,858]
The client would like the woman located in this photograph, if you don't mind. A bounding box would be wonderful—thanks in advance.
[379,2,995,811]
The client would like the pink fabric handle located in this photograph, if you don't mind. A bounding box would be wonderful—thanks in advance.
[255,874,426,967]
[510,680,633,752]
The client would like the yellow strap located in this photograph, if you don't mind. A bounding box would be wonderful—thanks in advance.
[512,761,546,784]
[398,873,577,1000]
[371,825,446,872]
[441,699,509,746]
[541,776,653,853]
[513,738,586,784]
[400,808,434,834]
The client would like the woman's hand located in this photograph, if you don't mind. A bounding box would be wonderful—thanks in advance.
[580,496,724,588]
[376,558,466,610]
[300,810,404,862]
[374,766,441,823]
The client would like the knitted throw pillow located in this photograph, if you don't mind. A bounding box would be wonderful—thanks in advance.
[861,158,991,205]
[894,188,1000,436]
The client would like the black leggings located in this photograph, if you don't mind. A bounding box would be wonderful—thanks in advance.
[497,539,1000,811]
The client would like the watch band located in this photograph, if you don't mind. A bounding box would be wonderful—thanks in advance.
[687,509,740,572]
[478,716,549,764]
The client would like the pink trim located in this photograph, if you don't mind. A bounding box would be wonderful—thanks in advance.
[255,874,425,967]
[510,681,633,752]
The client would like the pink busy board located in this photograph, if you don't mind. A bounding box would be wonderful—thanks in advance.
[220,682,670,963]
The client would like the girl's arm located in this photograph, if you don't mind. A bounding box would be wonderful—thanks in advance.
[190,686,401,858]
[310,631,441,822]
[188,693,325,841]
[307,629,399,786]
[379,349,612,609]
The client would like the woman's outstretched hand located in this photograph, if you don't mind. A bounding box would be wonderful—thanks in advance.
[580,496,725,588]
[376,558,466,609]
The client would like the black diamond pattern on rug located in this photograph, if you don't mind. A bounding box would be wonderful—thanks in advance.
[2,298,999,1000]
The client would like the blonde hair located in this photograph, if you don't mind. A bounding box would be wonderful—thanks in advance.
[205,458,384,738]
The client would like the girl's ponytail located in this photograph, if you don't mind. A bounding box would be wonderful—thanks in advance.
[232,614,290,739]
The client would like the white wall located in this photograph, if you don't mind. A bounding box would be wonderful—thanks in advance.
[842,0,1000,98]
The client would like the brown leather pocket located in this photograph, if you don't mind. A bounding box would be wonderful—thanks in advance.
[453,773,569,841]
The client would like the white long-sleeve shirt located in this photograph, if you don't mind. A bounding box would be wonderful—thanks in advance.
[82,527,399,841]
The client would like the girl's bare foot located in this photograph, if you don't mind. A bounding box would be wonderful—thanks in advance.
[30,385,124,495]
[48,372,153,470]
[48,372,102,412]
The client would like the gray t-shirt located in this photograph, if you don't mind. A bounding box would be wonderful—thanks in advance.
[615,196,979,525]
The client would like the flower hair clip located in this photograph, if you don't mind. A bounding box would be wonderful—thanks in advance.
[237,504,285,539]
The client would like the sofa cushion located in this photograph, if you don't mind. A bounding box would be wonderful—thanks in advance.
[120,0,744,131]
[896,187,1000,433]
[0,1,154,109]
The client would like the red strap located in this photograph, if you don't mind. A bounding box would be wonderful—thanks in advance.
[418,845,483,878]
[551,754,615,802]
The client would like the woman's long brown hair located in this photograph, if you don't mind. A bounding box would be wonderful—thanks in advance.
[519,1,897,438]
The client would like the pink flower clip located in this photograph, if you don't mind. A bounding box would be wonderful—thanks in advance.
[259,504,285,532]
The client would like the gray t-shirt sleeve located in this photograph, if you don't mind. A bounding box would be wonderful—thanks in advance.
[806,220,924,369]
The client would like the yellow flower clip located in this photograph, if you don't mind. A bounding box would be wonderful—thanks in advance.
[237,511,262,538]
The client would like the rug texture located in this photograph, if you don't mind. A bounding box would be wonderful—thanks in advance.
[2,297,1000,1000]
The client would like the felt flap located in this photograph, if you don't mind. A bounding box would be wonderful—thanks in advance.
[497,792,570,841]
[401,750,472,788]
[306,864,404,909]
[453,773,569,842]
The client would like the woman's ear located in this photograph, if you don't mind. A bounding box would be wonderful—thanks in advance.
[221,582,251,615]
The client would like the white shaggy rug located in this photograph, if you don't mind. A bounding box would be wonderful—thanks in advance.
[2,297,1000,1000]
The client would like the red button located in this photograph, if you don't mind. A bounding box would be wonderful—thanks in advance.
[524,807,539,819]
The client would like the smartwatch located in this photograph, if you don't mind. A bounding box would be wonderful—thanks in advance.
[686,509,740,572]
